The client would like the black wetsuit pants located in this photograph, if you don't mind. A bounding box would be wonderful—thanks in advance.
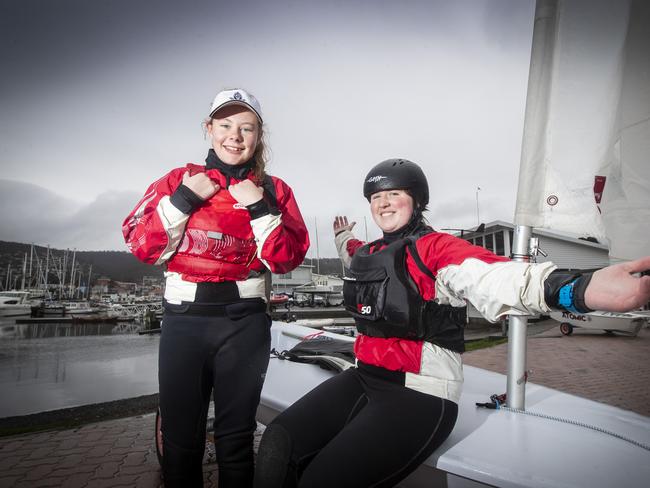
[254,361,458,488]
[159,306,271,488]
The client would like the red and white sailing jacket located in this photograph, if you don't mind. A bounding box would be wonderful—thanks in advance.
[335,230,556,402]
[123,163,309,303]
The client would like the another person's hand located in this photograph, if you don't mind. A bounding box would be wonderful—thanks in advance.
[585,256,650,312]
[229,179,264,206]
[182,172,220,200]
[333,216,356,235]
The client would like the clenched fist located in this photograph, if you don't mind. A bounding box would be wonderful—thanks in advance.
[229,179,264,206]
[182,172,220,201]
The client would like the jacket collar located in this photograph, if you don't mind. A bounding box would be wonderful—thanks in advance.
[205,149,255,181]
[380,211,432,244]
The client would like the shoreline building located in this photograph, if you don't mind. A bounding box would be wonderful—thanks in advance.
[451,220,609,269]
[448,220,610,324]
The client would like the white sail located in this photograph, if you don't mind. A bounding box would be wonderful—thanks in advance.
[514,0,650,261]
[597,1,650,262]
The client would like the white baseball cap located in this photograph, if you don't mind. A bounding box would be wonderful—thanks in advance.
[209,88,263,123]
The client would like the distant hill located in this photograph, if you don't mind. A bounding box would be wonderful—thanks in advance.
[0,240,344,288]
[0,241,163,288]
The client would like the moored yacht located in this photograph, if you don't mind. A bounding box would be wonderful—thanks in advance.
[0,291,32,317]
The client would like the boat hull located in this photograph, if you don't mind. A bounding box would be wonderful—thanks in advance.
[0,306,32,317]
[259,322,650,488]
[550,311,647,336]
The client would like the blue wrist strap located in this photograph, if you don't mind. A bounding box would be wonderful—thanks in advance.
[558,278,581,314]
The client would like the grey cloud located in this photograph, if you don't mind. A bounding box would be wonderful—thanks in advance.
[0,179,139,251]
[430,195,514,231]
[1,0,533,256]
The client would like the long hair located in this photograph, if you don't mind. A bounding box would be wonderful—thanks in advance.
[252,126,269,181]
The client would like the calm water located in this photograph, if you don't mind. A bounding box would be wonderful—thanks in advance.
[0,319,160,418]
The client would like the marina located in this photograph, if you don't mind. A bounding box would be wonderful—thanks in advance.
[0,306,354,419]
[0,317,159,418]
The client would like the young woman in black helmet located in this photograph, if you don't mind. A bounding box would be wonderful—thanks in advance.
[254,159,650,488]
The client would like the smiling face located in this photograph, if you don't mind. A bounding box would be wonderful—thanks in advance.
[207,105,260,165]
[369,189,414,233]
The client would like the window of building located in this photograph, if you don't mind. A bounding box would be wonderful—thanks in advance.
[279,272,292,279]
[485,233,494,252]
[495,231,505,256]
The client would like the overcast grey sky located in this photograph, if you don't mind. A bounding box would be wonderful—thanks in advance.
[0,0,535,257]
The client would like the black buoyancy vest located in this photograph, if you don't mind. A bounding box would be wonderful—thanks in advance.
[342,234,467,352]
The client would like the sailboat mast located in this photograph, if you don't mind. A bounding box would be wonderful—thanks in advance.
[21,253,27,290]
[507,0,559,410]
[77,269,82,299]
[507,226,532,409]
[69,249,76,298]
[314,217,320,275]
[29,244,33,289]
[44,245,50,292]
[87,264,92,299]
[62,249,68,299]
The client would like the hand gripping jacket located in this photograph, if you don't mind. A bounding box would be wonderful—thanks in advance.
[166,164,268,281]
[343,233,467,353]
[122,163,309,284]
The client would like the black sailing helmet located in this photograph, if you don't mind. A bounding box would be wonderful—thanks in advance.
[362,158,429,208]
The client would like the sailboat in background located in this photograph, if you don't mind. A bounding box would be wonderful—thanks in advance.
[259,1,650,486]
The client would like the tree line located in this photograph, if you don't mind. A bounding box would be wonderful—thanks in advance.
[0,241,345,288]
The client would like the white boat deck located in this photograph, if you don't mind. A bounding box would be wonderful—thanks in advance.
[259,322,650,488]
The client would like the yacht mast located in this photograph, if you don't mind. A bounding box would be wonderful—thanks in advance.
[44,245,50,292]
[69,249,76,298]
[21,253,27,290]
[29,244,34,288]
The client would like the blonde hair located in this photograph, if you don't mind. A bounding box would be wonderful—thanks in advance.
[252,126,269,181]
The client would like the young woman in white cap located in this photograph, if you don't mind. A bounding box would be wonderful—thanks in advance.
[123,88,309,487]
[254,158,650,488]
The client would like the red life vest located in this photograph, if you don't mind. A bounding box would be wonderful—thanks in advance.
[165,164,267,282]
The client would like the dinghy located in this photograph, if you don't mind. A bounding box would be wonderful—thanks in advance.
[258,322,650,488]
[550,310,649,336]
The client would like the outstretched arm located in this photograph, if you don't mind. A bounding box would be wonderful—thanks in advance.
[585,257,650,312]
[429,234,649,322]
